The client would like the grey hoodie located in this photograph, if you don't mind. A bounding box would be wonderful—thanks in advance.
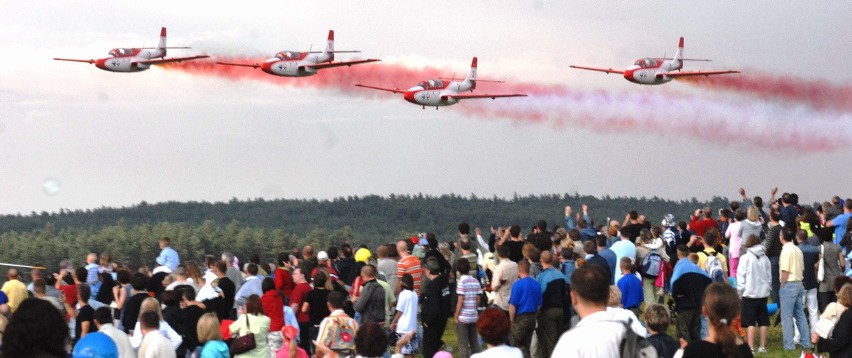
[736,245,771,298]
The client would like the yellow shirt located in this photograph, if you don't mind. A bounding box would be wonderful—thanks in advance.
[697,247,729,274]
[1,279,28,312]
[779,242,804,282]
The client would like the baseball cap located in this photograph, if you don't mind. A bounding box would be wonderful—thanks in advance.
[282,325,299,340]
[662,214,675,227]
[317,251,329,261]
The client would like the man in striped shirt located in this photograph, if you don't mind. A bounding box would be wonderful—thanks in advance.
[396,240,423,294]
[455,258,482,358]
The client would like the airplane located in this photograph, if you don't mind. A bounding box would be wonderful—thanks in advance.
[53,27,209,72]
[215,30,380,77]
[569,37,740,85]
[355,57,527,109]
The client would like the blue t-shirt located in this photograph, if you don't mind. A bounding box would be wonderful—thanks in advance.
[617,273,643,309]
[832,213,852,244]
[509,276,542,314]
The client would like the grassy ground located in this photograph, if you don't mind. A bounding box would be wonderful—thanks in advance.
[434,316,809,358]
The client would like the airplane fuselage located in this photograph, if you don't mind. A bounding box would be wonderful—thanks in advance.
[623,57,682,85]
[95,48,164,73]
[260,52,331,77]
[403,79,474,107]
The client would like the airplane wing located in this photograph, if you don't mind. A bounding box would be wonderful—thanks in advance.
[53,58,97,64]
[138,55,210,65]
[354,84,405,94]
[659,70,740,78]
[569,65,623,74]
[444,93,527,100]
[215,61,261,69]
[306,59,381,70]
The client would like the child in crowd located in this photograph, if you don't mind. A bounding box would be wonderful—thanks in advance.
[616,257,643,318]
[645,304,678,358]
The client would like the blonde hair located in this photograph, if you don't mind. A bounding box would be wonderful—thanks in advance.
[747,205,760,222]
[197,313,222,343]
[140,297,163,321]
[608,285,622,307]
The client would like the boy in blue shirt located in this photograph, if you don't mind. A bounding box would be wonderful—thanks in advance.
[617,257,643,317]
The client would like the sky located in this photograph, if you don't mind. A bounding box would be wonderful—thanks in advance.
[1,1,850,215]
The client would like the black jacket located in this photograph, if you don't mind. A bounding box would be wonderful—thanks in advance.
[353,279,386,324]
[819,307,852,358]
[420,274,451,326]
[672,272,711,311]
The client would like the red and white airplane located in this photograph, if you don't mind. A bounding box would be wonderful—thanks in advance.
[570,37,740,85]
[355,57,527,109]
[215,30,380,77]
[53,27,209,72]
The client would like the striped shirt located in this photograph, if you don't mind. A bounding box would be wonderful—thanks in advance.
[456,275,482,324]
[397,255,423,292]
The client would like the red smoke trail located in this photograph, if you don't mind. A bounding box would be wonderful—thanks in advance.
[679,72,852,112]
[163,58,851,152]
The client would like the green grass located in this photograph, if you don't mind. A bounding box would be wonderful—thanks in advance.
[433,317,807,358]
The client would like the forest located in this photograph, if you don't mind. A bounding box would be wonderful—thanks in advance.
[0,193,732,272]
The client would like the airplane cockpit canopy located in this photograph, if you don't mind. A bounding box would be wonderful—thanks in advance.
[633,58,657,68]
[275,51,301,60]
[417,79,443,89]
[108,48,135,57]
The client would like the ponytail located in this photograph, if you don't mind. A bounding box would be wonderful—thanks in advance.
[703,283,744,357]
[709,317,739,357]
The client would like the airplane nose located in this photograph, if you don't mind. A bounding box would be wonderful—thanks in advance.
[95,58,107,70]
[403,91,416,104]
[260,61,274,73]
[623,68,637,83]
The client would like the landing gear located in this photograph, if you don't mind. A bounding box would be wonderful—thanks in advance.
[422,106,426,110]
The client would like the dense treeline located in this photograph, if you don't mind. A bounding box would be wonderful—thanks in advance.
[0,193,730,271]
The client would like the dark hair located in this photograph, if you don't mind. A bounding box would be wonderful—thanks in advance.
[426,233,438,250]
[583,240,596,254]
[497,243,510,258]
[745,234,761,248]
[2,298,68,357]
[246,263,258,276]
[518,259,530,274]
[160,236,171,244]
[477,307,511,346]
[341,243,354,258]
[834,276,852,293]
[140,310,160,330]
[215,260,227,274]
[277,252,289,266]
[77,283,91,302]
[400,273,414,291]
[326,246,339,260]
[644,304,671,333]
[354,323,388,357]
[94,306,113,325]
[181,286,197,301]
[360,264,376,278]
[75,267,88,283]
[629,211,639,220]
[770,210,782,222]
[734,209,746,222]
[595,235,608,247]
[677,244,690,256]
[327,291,345,309]
[459,238,471,251]
[704,227,721,247]
[458,222,470,235]
[536,220,547,231]
[754,196,764,208]
[116,268,131,285]
[703,283,741,357]
[509,225,521,238]
[455,258,471,276]
[262,277,275,293]
[313,271,328,288]
[245,294,263,315]
[570,265,609,305]
[780,227,795,242]
[161,290,181,306]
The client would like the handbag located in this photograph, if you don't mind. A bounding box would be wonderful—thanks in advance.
[229,314,257,355]
[817,244,825,282]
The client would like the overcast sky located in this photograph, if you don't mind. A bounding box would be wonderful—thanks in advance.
[1,1,849,215]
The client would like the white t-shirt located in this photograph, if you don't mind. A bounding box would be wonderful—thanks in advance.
[471,345,523,358]
[395,289,418,333]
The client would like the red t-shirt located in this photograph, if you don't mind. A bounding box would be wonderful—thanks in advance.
[289,282,312,323]
[275,268,294,297]
[690,217,718,237]
[262,290,285,331]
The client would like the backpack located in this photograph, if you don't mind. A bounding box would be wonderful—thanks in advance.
[320,314,357,354]
[620,318,658,358]
[702,250,726,283]
[640,251,662,278]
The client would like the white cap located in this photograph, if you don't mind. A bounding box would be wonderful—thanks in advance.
[317,251,329,261]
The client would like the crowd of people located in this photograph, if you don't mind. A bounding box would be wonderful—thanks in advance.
[0,189,851,358]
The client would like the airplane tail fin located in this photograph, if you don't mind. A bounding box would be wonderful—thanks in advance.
[463,57,478,89]
[157,27,167,57]
[323,30,335,61]
[671,37,684,69]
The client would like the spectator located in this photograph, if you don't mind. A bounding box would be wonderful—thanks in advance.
[725,209,745,277]
[353,264,386,326]
[552,265,644,356]
[696,228,728,282]
[644,304,678,358]
[354,323,388,357]
[689,207,718,237]
[420,261,451,358]
[229,294,271,358]
[202,261,236,322]
[395,240,422,294]
[304,271,332,344]
[1,298,69,357]
[605,285,647,338]
[63,283,94,345]
[779,227,812,351]
[179,288,205,355]
[94,306,136,358]
[196,313,229,358]
[1,269,27,313]
[278,324,308,358]
[535,250,570,358]
[797,229,821,335]
[526,220,552,254]
[491,243,518,313]
[583,241,611,282]
[336,244,357,287]
[610,229,637,284]
[454,258,481,358]
[129,297,183,351]
[33,278,64,313]
[681,283,753,357]
[155,237,179,273]
[671,245,712,342]
[616,257,642,317]
[122,272,149,333]
[458,222,481,256]
[222,252,245,291]
[622,210,645,241]
[736,234,771,353]
[376,244,399,293]
[595,235,617,284]
[636,227,670,307]
[161,291,187,356]
[138,311,176,358]
[316,291,358,358]
[288,266,313,353]
[258,277,285,355]
[236,263,264,308]
[818,232,845,312]
[274,252,295,298]
[423,233,451,276]
[509,259,541,358]
[471,307,522,358]
[390,274,419,358]
[165,267,199,294]
[826,199,852,244]
[765,210,784,306]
